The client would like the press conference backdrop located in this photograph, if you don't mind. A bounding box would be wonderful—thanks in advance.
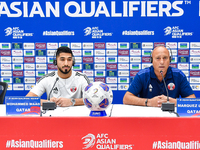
[0,0,200,104]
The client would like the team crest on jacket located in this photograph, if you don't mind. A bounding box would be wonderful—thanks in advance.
[70,86,77,93]
[167,83,175,90]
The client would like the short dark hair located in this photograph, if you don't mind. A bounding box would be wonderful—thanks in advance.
[56,46,73,57]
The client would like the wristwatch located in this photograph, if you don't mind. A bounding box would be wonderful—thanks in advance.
[71,98,76,106]
[145,99,148,107]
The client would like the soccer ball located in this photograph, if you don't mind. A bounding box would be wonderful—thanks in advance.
[83,82,113,111]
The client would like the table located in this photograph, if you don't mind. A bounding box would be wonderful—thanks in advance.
[0,104,177,117]
[41,104,177,117]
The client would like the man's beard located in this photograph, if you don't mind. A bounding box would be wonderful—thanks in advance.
[58,66,72,74]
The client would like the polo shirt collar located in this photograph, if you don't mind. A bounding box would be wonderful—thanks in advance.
[150,66,172,80]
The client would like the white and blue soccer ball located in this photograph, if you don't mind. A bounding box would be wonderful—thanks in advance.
[83,82,113,111]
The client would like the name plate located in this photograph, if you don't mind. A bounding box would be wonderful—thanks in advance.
[177,98,200,117]
[6,96,40,116]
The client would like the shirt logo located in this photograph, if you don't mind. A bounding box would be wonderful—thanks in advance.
[149,84,153,92]
[70,86,77,93]
[168,83,175,90]
[53,87,58,94]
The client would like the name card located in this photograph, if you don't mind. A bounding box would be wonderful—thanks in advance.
[6,96,40,116]
[177,98,200,117]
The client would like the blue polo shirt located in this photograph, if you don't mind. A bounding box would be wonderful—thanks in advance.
[128,66,194,98]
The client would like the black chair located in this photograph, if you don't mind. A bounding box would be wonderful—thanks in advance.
[0,82,8,104]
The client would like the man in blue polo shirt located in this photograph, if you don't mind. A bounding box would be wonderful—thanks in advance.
[123,46,196,107]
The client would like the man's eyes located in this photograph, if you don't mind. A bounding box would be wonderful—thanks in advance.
[156,57,168,60]
[60,58,72,61]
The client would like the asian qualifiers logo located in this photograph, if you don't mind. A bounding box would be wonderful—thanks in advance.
[84,27,112,39]
[5,27,12,36]
[81,133,134,149]
[164,27,172,35]
[164,26,193,38]
[82,134,96,149]
[4,27,33,39]
[84,27,92,36]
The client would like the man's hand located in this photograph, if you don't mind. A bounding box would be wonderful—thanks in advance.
[148,95,176,107]
[157,95,168,107]
[147,95,163,107]
[50,97,72,107]
[158,95,177,106]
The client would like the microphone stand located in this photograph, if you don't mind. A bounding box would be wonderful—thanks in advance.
[42,78,59,111]
[160,71,175,112]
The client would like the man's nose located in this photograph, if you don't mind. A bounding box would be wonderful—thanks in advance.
[64,60,69,65]
[160,58,164,64]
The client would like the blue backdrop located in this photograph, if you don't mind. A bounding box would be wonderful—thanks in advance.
[0,0,200,103]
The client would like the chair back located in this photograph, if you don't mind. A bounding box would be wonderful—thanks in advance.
[0,82,8,104]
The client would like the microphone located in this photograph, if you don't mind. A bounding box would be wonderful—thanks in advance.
[42,77,59,111]
[48,77,59,101]
[160,71,175,111]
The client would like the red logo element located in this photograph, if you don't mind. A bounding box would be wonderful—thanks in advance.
[154,42,165,47]
[70,87,77,93]
[190,71,200,76]
[48,64,57,70]
[106,64,117,70]
[169,64,177,68]
[1,50,11,56]
[142,57,151,63]
[24,57,35,63]
[83,57,93,63]
[13,71,24,77]
[130,71,139,76]
[178,50,189,56]
[168,83,175,90]
[118,50,129,56]
[94,43,105,49]
[95,77,105,83]
[36,77,41,82]
[35,43,46,49]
